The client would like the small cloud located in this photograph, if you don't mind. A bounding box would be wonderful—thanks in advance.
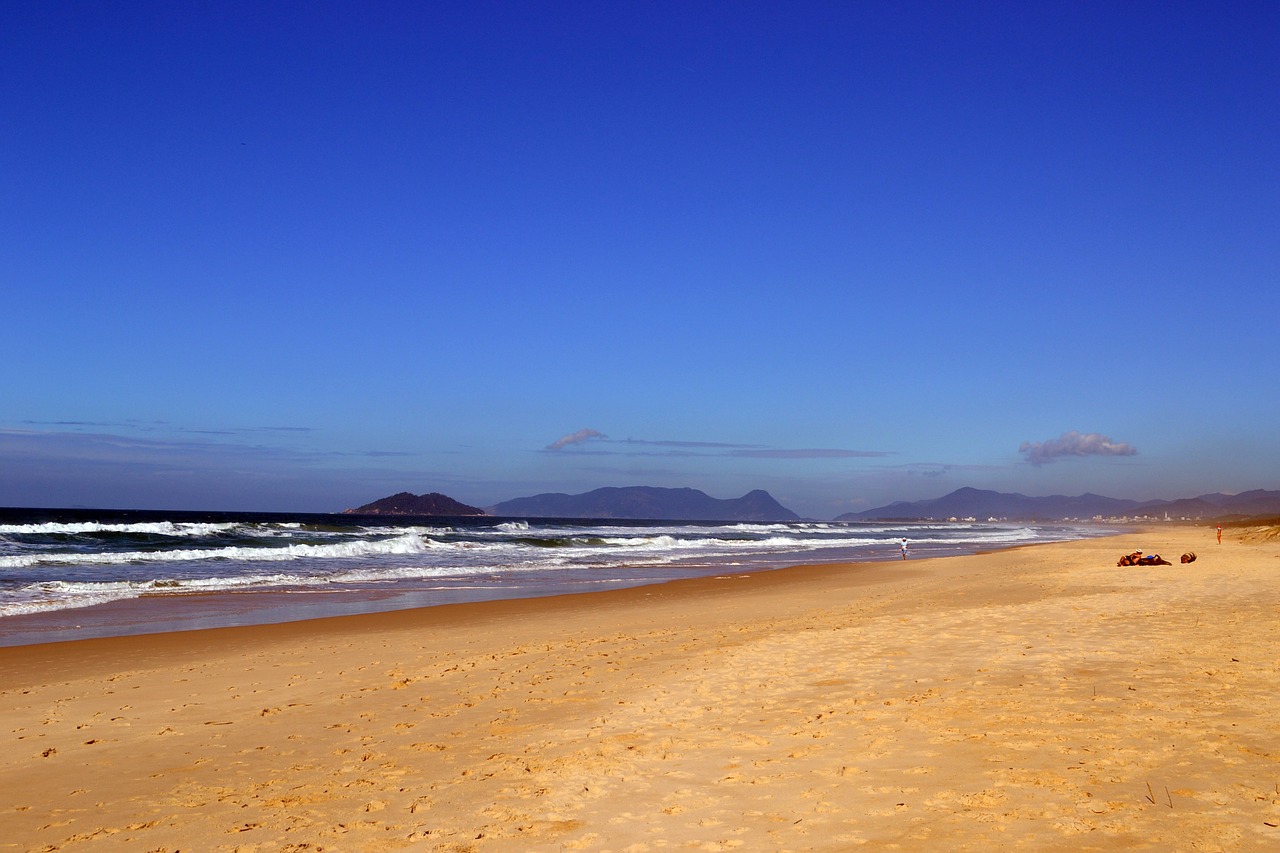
[547,428,608,451]
[1019,431,1137,466]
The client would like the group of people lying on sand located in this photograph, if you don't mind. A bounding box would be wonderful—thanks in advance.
[1117,550,1197,567]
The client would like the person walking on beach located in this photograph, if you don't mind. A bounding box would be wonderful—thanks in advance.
[900,538,909,560]
[1217,524,1222,544]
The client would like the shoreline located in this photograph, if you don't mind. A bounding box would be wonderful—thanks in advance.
[0,553,912,650]
[0,507,1123,650]
[0,522,1118,649]
[5,526,1278,851]
[0,557,903,679]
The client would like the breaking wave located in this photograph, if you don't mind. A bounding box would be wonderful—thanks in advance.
[0,512,1111,628]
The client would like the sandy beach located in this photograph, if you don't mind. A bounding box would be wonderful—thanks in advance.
[2,526,1278,852]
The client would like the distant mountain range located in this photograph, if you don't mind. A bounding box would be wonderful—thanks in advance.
[838,487,1280,521]
[345,491,486,516]
[346,485,1280,523]
[491,486,800,521]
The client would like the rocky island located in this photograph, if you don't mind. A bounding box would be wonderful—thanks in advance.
[344,492,486,516]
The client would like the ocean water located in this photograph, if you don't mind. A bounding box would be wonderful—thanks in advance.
[0,508,1114,646]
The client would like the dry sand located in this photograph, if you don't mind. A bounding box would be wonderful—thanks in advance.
[2,527,1278,852]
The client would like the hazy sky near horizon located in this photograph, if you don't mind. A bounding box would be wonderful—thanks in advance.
[4,1,1277,519]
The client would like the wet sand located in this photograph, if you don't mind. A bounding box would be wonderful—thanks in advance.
[2,526,1278,851]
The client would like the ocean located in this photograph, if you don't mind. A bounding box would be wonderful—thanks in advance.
[0,507,1115,647]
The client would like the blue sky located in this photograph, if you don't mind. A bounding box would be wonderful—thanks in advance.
[3,1,1277,519]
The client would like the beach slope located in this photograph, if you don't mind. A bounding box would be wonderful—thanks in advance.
[3,528,1278,851]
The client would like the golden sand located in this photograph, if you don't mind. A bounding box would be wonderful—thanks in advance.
[2,527,1278,851]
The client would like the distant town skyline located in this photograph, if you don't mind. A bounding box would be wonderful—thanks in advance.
[4,2,1277,520]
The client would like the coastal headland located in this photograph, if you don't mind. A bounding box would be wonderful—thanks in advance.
[3,526,1278,851]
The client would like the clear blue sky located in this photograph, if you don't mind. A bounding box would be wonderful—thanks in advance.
[3,1,1277,518]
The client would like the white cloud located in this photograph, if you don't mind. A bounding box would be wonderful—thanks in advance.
[546,428,608,450]
[1019,431,1137,465]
